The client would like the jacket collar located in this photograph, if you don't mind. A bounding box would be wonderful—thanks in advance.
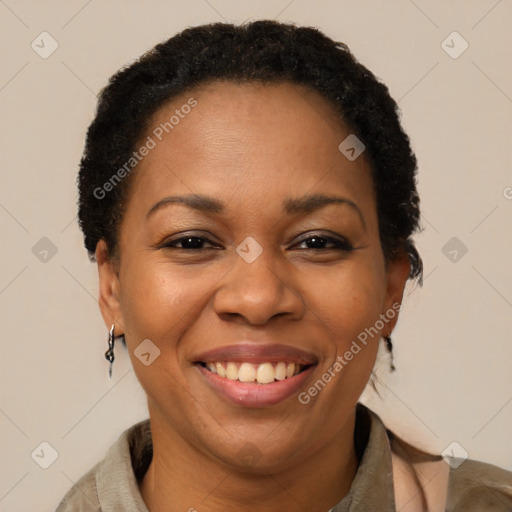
[331,403,396,511]
[94,403,395,511]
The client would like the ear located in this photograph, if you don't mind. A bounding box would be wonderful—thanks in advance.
[96,239,125,336]
[382,249,411,334]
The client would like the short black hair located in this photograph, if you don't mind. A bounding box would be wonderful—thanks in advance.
[78,20,422,282]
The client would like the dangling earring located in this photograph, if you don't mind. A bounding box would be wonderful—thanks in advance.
[383,335,396,372]
[104,324,115,378]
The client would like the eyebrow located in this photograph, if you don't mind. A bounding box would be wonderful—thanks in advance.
[146,193,366,229]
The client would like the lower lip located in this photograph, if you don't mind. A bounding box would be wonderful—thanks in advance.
[196,364,315,408]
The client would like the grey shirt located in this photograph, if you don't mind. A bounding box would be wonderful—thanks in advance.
[55,403,512,511]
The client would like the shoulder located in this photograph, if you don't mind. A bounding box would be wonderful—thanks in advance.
[446,457,512,511]
[55,463,100,511]
[55,419,152,511]
[386,428,512,512]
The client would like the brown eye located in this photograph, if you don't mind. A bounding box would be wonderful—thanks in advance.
[293,234,354,251]
[161,235,218,250]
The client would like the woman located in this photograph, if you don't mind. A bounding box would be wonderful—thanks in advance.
[56,20,512,512]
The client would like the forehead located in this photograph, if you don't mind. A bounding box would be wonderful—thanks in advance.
[127,81,376,221]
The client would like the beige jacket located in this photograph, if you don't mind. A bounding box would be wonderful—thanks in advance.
[55,404,512,511]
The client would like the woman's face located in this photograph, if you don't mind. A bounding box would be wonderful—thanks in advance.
[97,81,409,472]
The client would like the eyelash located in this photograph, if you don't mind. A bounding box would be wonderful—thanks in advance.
[160,233,354,252]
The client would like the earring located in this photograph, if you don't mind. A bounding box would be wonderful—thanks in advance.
[104,324,115,378]
[383,335,396,372]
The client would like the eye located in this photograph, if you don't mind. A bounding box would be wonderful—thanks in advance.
[161,234,219,250]
[292,233,354,251]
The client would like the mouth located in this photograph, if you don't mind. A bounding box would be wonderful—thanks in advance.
[193,343,318,407]
[197,360,313,384]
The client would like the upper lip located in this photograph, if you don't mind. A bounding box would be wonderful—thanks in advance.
[193,342,318,365]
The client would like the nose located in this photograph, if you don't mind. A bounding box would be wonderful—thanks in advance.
[212,246,306,326]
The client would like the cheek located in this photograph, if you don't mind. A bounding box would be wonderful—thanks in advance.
[117,260,207,410]
[118,259,204,350]
[117,258,232,387]
[311,258,386,343]
[306,258,386,395]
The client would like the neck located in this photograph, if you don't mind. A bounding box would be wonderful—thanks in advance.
[140,407,359,512]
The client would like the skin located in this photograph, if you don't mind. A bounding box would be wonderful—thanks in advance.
[96,81,410,512]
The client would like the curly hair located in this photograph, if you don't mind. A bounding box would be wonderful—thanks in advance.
[77,20,422,282]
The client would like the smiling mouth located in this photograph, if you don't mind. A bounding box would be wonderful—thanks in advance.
[198,361,313,384]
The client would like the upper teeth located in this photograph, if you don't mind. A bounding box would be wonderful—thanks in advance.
[205,361,302,384]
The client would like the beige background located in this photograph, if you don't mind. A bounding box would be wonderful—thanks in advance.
[1,1,511,510]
